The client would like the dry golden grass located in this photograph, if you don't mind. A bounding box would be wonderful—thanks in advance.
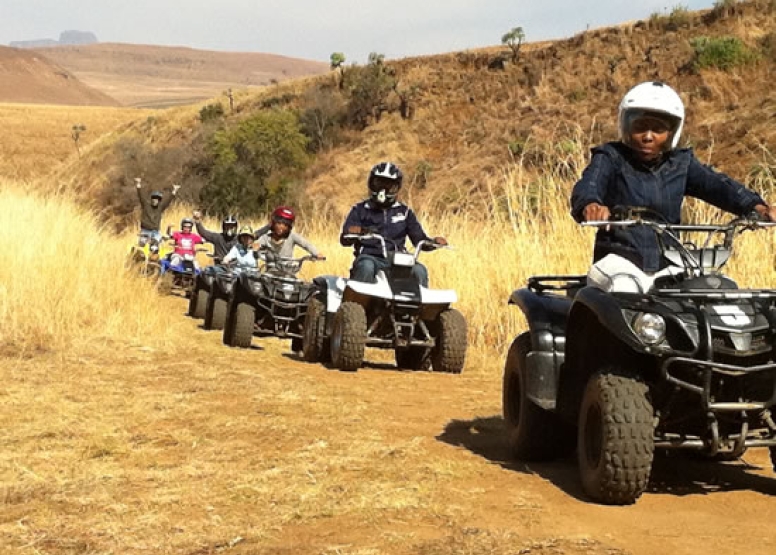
[0,182,183,355]
[0,103,154,181]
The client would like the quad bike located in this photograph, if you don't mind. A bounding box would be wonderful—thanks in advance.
[304,233,467,373]
[127,233,169,277]
[503,207,776,505]
[203,264,254,331]
[222,254,323,351]
[159,248,208,297]
[188,259,220,319]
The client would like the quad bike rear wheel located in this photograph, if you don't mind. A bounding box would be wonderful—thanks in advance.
[503,332,574,461]
[331,301,366,372]
[578,367,655,505]
[302,297,330,363]
[430,308,467,374]
[189,287,209,319]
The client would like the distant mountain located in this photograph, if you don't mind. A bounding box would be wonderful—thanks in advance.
[10,30,98,49]
[35,43,330,107]
[0,45,117,106]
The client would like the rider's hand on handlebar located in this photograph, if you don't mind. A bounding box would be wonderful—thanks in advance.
[754,203,776,222]
[433,236,448,247]
[347,225,362,235]
[315,253,326,260]
[583,202,611,223]
[192,210,202,221]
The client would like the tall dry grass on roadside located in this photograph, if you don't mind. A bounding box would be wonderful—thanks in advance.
[0,182,182,355]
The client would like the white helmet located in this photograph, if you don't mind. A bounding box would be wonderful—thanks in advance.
[618,81,685,149]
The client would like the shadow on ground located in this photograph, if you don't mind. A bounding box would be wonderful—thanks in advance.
[437,415,776,502]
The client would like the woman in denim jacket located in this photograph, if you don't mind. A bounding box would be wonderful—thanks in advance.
[571,81,776,272]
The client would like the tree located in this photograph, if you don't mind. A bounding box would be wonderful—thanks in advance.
[343,52,396,128]
[502,26,525,62]
[199,109,310,215]
[330,52,347,89]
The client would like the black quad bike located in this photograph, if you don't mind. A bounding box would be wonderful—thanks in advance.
[188,260,220,319]
[503,208,776,505]
[222,255,322,351]
[203,265,252,331]
[302,233,467,373]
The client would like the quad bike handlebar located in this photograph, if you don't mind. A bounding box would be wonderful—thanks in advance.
[582,207,776,274]
[342,232,448,261]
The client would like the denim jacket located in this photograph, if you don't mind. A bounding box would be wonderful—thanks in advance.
[340,200,431,258]
[571,142,764,271]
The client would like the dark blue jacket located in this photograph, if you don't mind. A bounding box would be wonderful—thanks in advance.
[571,142,764,271]
[340,200,431,258]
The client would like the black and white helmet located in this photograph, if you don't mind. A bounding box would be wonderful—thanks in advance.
[619,81,685,149]
[367,162,403,207]
[222,215,238,238]
[181,218,194,230]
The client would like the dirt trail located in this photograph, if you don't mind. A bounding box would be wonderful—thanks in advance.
[2,294,775,554]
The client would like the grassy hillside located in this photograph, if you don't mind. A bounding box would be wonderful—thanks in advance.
[37,43,330,107]
[0,103,153,180]
[48,1,776,223]
[0,46,117,106]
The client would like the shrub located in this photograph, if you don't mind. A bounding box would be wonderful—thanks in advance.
[343,52,397,129]
[690,36,759,70]
[298,86,347,152]
[199,109,309,216]
[199,102,225,123]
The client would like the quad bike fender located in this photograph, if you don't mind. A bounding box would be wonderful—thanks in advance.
[344,273,396,301]
[568,286,649,355]
[508,288,572,410]
[420,287,457,305]
[556,286,656,422]
[313,275,346,315]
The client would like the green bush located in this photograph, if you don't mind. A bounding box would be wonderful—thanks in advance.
[199,103,225,123]
[343,52,397,129]
[199,109,309,216]
[690,36,759,70]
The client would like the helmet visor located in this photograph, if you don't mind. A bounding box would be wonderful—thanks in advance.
[272,215,293,227]
[369,176,401,195]
[624,110,679,136]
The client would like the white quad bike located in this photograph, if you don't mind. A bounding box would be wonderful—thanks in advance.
[302,233,467,373]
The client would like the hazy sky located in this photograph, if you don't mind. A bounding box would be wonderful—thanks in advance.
[1,1,716,63]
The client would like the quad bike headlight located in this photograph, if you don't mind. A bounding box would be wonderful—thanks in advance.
[632,312,666,345]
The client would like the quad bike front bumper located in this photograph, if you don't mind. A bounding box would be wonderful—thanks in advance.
[657,356,776,453]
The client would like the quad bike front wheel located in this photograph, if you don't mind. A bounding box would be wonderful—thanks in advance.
[205,296,228,331]
[330,301,366,372]
[503,332,574,461]
[430,308,467,374]
[227,301,255,348]
[302,297,330,363]
[189,287,209,319]
[578,367,655,505]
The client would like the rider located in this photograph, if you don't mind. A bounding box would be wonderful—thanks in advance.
[255,206,324,270]
[571,80,776,273]
[340,162,446,287]
[168,218,204,268]
[192,210,239,261]
[222,225,259,268]
[136,177,180,242]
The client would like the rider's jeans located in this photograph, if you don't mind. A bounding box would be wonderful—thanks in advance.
[140,228,162,242]
[350,254,429,287]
